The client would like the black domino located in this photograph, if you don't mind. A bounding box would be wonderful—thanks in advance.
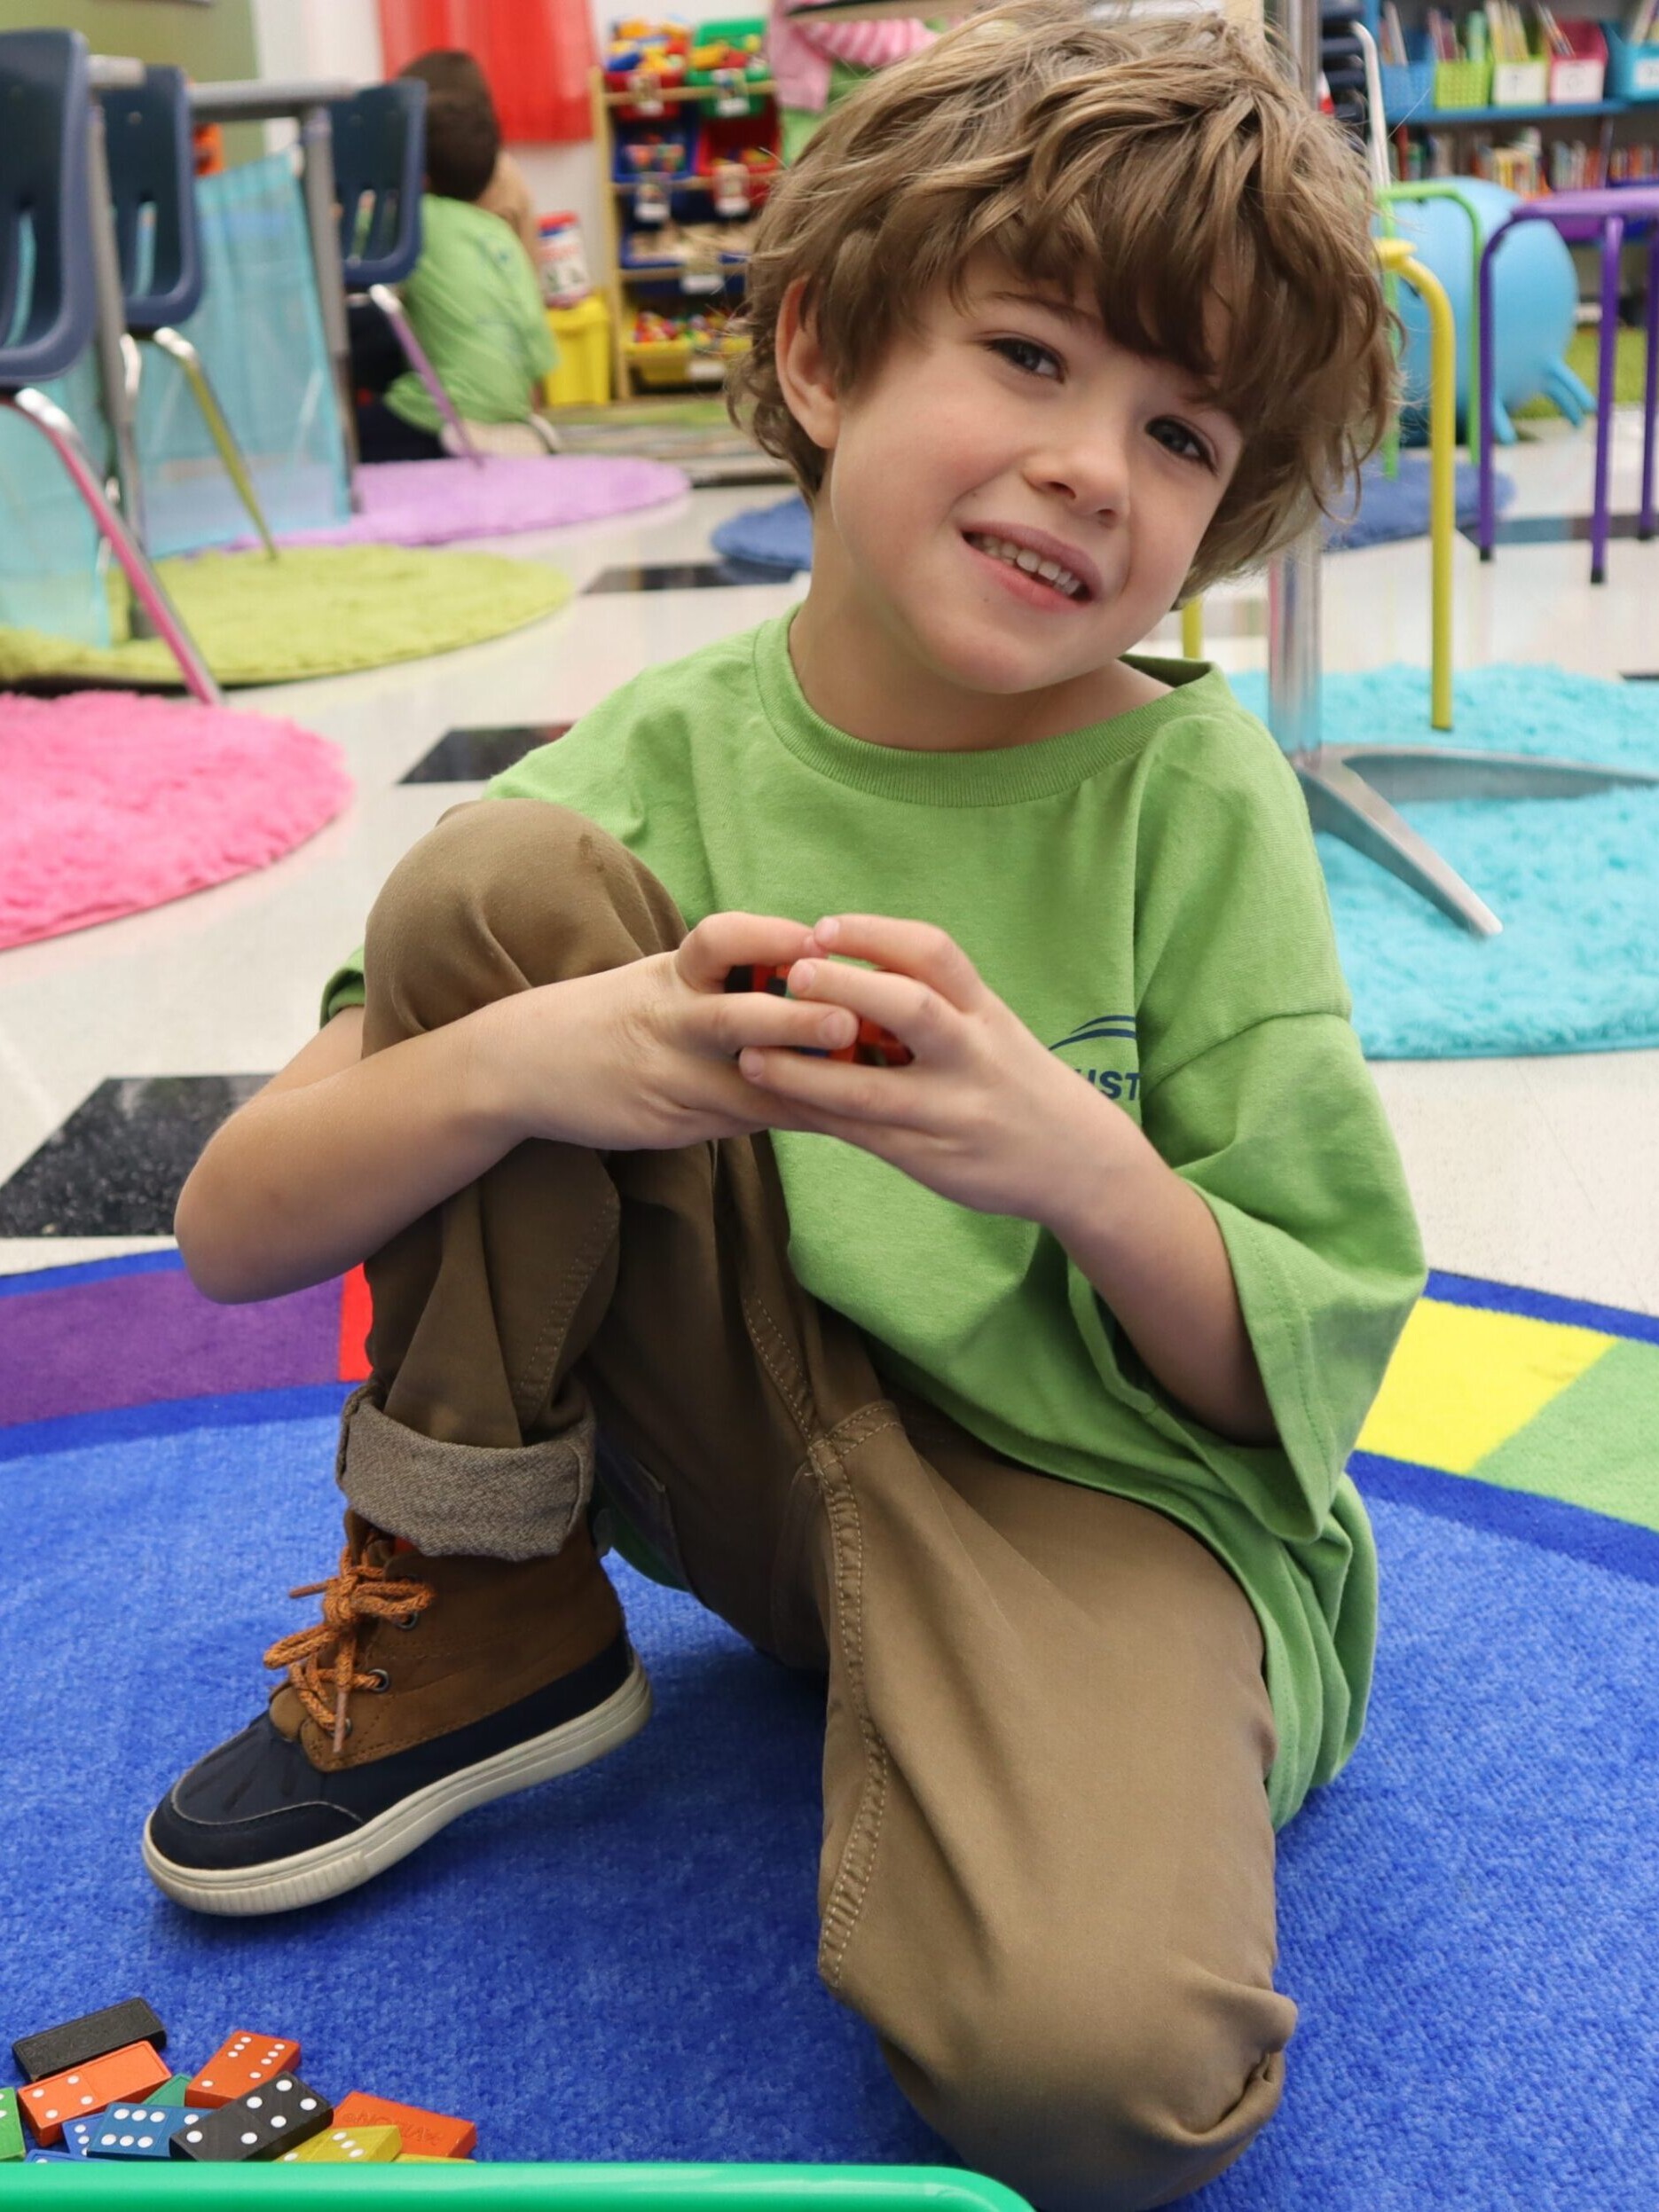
[12,1998,167,2083]
[169,2074,333,2162]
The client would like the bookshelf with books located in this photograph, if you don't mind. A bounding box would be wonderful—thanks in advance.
[1373,0,1659,191]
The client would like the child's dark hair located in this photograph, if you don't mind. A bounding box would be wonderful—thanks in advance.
[421,87,500,203]
[398,49,493,106]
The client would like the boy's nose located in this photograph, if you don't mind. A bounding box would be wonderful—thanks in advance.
[1024,422,1133,521]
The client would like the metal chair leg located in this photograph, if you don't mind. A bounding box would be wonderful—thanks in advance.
[1295,744,1659,937]
[150,327,279,558]
[364,282,484,467]
[4,388,224,705]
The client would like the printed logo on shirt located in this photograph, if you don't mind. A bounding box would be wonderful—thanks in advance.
[1048,1013,1141,1103]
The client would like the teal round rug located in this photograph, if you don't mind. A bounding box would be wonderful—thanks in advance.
[1227,663,1659,1061]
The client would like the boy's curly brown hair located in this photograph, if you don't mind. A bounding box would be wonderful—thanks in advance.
[728,0,1397,597]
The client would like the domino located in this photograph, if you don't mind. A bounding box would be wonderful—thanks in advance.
[1,2087,24,2162]
[332,2090,477,2159]
[280,2124,402,2163]
[12,1999,167,2085]
[86,2104,207,2161]
[170,2074,332,2162]
[20,2043,171,2145]
[186,2030,303,2109]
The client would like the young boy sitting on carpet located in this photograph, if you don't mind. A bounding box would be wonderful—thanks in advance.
[152,6,1424,2206]
[350,80,557,463]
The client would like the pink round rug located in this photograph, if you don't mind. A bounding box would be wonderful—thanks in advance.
[231,454,688,550]
[0,692,354,953]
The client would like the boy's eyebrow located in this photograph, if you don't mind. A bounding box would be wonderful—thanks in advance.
[983,286,1231,415]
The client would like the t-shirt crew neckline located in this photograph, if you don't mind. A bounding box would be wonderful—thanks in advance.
[751,608,1230,808]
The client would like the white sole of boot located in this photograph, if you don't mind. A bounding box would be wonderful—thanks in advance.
[141,1650,653,1918]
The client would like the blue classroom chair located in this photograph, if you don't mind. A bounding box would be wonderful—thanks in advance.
[99,63,276,557]
[0,28,220,701]
[328,80,482,465]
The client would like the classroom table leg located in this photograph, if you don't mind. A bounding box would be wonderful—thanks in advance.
[298,99,362,490]
[1641,231,1657,544]
[1590,216,1623,585]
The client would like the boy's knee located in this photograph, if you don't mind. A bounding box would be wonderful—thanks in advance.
[883,1969,1287,2212]
[363,800,680,1032]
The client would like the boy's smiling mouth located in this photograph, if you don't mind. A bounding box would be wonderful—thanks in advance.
[961,522,1100,606]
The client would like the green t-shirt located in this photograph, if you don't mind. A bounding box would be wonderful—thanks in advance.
[385,193,556,433]
[325,613,1425,1828]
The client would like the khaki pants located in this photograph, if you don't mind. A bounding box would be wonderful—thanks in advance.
[350,798,1294,2212]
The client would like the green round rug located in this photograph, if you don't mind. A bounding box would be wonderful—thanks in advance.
[0,544,571,688]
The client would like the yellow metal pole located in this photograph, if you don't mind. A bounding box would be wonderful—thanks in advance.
[1180,600,1204,659]
[1374,237,1455,732]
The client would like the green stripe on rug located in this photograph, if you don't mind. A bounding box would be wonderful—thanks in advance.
[0,545,570,688]
[1469,1336,1659,1533]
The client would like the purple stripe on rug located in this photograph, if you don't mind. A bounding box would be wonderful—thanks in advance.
[0,1270,340,1428]
[228,456,688,550]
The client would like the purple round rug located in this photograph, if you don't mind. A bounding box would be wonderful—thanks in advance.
[236,455,688,551]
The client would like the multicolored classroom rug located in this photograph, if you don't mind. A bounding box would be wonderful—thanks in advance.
[0,692,352,953]
[0,545,570,690]
[1,1252,1655,2203]
[224,456,689,553]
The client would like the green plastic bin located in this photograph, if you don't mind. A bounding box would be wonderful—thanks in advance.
[0,2162,1033,2212]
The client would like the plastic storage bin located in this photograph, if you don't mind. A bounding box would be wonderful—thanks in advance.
[1606,23,1659,99]
[0,2161,1032,2212]
[1549,21,1607,102]
[1434,57,1494,106]
[544,293,612,406]
[1492,57,1548,104]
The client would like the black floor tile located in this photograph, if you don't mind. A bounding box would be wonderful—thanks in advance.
[0,1076,270,1238]
[582,559,794,592]
[401,726,571,783]
[1469,513,1653,548]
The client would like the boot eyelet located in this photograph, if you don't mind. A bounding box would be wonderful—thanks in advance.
[393,1613,420,1631]
[366,1668,390,1691]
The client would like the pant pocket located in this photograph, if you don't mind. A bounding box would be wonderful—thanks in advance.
[592,1432,693,1592]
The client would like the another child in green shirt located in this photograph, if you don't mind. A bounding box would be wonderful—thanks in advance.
[153,8,1423,2208]
[351,83,555,462]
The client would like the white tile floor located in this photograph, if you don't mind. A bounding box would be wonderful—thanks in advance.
[2,417,1657,1312]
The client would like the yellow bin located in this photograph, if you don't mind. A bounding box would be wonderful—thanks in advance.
[544,294,612,407]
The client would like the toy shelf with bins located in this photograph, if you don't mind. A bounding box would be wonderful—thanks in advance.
[589,63,783,400]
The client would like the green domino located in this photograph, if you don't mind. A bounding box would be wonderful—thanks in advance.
[151,2075,195,2109]
[0,2086,24,2162]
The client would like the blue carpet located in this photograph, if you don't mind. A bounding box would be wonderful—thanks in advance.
[706,459,1511,576]
[3,1389,1657,2204]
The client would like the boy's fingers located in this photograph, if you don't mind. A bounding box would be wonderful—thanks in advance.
[784,956,945,1055]
[676,911,816,992]
[689,984,860,1060]
[806,914,986,1012]
[738,1047,924,1128]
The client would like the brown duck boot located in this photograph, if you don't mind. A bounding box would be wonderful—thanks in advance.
[142,1508,650,1917]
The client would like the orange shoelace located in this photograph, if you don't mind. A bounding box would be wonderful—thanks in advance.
[263,1541,435,1753]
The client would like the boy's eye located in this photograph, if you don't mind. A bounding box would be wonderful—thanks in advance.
[987,335,1063,380]
[1151,418,1215,470]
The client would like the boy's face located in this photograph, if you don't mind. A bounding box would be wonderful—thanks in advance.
[782,253,1244,726]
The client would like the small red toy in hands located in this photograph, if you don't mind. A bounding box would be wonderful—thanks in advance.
[725,963,914,1067]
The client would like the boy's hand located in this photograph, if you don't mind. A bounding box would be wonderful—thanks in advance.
[484,912,867,1152]
[733,915,1130,1223]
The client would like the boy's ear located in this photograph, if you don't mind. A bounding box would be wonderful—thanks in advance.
[774,277,840,453]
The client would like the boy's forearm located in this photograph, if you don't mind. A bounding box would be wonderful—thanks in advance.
[1034,1094,1278,1445]
[175,1000,526,1306]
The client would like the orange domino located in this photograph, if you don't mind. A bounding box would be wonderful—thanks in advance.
[331,2091,477,2159]
[185,2030,303,2109]
[21,2043,171,2145]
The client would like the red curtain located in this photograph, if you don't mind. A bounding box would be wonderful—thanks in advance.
[377,0,596,143]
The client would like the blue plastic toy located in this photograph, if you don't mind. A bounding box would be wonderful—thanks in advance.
[1385,176,1595,443]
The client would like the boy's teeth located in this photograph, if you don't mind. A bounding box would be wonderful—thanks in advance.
[969,533,1082,597]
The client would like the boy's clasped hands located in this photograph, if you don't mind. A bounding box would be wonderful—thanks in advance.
[490,912,1127,1227]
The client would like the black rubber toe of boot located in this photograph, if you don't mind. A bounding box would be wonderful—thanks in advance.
[143,1632,650,1916]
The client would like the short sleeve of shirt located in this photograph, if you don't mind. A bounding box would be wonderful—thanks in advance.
[1125,709,1427,1541]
